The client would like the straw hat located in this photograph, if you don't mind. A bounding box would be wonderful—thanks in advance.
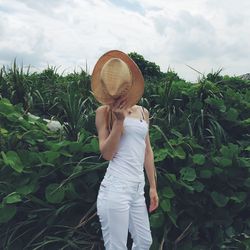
[91,50,144,107]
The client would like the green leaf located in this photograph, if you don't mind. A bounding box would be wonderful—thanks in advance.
[90,137,99,153]
[160,199,171,212]
[179,180,194,192]
[225,108,239,121]
[16,183,37,195]
[0,204,16,223]
[213,167,223,174]
[3,192,22,204]
[164,173,176,182]
[211,191,229,207]
[192,154,205,165]
[193,181,205,192]
[174,146,186,159]
[46,140,72,151]
[154,148,169,162]
[240,118,250,127]
[230,192,247,203]
[1,151,24,173]
[205,97,226,112]
[180,167,196,181]
[220,158,232,167]
[162,187,175,199]
[64,182,80,199]
[220,143,239,159]
[69,142,83,153]
[200,169,212,179]
[213,156,232,167]
[45,183,65,204]
[82,137,99,153]
[60,150,73,157]
[243,238,250,249]
[43,151,60,163]
[149,212,164,228]
[0,127,8,136]
[238,157,250,168]
[0,98,18,117]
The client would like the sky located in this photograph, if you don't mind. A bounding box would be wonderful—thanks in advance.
[0,0,249,82]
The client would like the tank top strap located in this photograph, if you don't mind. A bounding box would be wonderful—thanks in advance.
[140,106,145,121]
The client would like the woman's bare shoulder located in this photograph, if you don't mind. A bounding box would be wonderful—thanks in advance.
[95,105,110,125]
[95,105,109,130]
[136,105,149,115]
[95,105,109,115]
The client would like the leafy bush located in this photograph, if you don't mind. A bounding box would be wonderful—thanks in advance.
[0,56,250,249]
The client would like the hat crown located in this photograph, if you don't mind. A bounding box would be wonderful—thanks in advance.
[91,50,144,107]
[100,58,132,98]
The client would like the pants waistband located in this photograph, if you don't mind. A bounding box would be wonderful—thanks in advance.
[105,172,145,184]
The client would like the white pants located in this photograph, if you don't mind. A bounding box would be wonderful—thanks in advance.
[96,172,153,250]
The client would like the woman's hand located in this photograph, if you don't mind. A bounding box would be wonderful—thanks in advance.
[149,187,159,213]
[109,95,129,121]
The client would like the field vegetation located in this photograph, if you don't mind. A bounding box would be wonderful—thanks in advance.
[0,54,249,249]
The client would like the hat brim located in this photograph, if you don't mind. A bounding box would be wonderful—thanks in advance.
[91,50,144,107]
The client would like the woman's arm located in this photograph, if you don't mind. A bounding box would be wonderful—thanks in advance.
[95,105,124,161]
[95,95,129,160]
[143,107,159,212]
[144,133,157,189]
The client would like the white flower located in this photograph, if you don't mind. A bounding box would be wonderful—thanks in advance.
[46,120,63,132]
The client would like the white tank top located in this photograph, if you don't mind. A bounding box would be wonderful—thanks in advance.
[105,107,148,182]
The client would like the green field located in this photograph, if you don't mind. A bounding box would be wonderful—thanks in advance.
[0,54,250,249]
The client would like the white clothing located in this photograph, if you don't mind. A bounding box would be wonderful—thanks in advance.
[106,116,148,182]
[96,109,152,249]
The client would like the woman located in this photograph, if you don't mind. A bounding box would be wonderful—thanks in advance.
[92,50,159,249]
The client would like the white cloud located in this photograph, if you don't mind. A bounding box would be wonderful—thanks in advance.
[0,0,249,81]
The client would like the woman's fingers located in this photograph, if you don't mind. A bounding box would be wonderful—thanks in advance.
[149,203,156,212]
[112,98,122,109]
[149,195,159,212]
[120,99,128,110]
[112,96,128,110]
[111,100,119,110]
